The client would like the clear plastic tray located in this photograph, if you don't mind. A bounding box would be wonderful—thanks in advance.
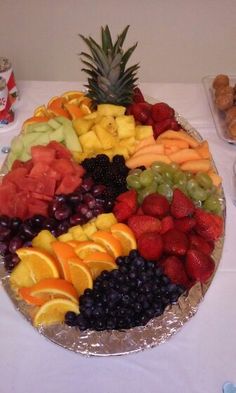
[202,75,236,145]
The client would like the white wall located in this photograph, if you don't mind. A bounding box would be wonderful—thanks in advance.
[1,0,236,83]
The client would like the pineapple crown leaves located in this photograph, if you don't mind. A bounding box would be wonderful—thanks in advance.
[79,25,139,105]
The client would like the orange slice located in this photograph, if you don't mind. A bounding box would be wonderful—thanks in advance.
[74,241,107,259]
[64,103,84,120]
[67,257,93,295]
[33,298,79,327]
[61,91,84,101]
[22,116,50,131]
[91,231,123,259]
[66,240,81,248]
[10,247,59,289]
[33,105,49,118]
[83,252,117,279]
[47,96,66,109]
[51,241,78,281]
[110,223,137,256]
[80,103,92,115]
[19,278,78,306]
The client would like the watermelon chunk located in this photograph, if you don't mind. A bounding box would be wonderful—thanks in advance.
[55,174,82,195]
[51,158,75,176]
[47,141,72,159]
[27,198,48,218]
[2,168,28,189]
[31,145,56,164]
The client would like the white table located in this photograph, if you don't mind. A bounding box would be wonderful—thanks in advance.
[0,81,235,393]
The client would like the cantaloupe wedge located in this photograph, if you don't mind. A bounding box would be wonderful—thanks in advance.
[134,135,156,152]
[132,144,164,157]
[156,138,189,149]
[207,170,222,187]
[180,159,211,173]
[164,146,180,155]
[126,153,171,169]
[157,130,200,148]
[168,148,201,163]
[195,141,211,159]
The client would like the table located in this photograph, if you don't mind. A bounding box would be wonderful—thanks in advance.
[0,81,235,393]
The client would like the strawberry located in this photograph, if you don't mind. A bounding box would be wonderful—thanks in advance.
[160,255,190,288]
[137,231,163,261]
[160,215,175,234]
[194,208,223,241]
[136,206,144,215]
[128,214,161,239]
[116,189,137,212]
[141,193,169,218]
[189,234,214,256]
[151,102,175,122]
[131,102,152,124]
[174,217,196,233]
[185,249,215,283]
[163,229,189,256]
[113,202,133,222]
[132,87,145,103]
[170,188,195,218]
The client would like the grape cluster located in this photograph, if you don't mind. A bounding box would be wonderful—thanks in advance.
[64,250,185,331]
[81,154,129,198]
[127,161,221,214]
[1,178,115,272]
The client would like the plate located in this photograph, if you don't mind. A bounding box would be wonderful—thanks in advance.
[0,110,226,356]
[202,75,236,144]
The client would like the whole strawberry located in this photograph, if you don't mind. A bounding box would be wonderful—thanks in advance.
[151,102,175,122]
[142,193,169,218]
[113,189,138,222]
[160,255,190,288]
[153,118,180,138]
[130,102,152,124]
[132,87,145,103]
[189,234,214,256]
[170,188,195,219]
[128,214,161,239]
[194,208,223,241]
[160,215,175,234]
[174,217,196,233]
[137,231,163,260]
[185,249,215,283]
[163,228,189,256]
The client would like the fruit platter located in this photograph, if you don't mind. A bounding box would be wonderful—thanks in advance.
[0,26,225,356]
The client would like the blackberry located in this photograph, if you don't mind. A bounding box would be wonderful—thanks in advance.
[112,154,126,166]
[95,154,110,167]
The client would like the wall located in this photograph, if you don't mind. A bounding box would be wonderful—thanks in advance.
[0,0,236,83]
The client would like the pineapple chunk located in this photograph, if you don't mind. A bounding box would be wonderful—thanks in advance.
[84,111,98,120]
[79,130,102,152]
[32,230,56,255]
[95,213,117,230]
[94,124,118,150]
[98,116,117,135]
[97,104,126,117]
[135,125,153,140]
[58,233,73,242]
[82,222,97,239]
[72,118,94,136]
[96,149,114,160]
[69,225,88,241]
[116,115,135,139]
[119,137,136,153]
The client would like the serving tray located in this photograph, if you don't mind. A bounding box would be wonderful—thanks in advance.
[0,111,226,356]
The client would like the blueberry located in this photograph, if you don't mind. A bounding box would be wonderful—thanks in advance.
[65,311,78,327]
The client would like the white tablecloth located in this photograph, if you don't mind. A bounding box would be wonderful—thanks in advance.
[0,81,235,393]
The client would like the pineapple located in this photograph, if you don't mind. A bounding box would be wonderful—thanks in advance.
[79,130,102,152]
[115,115,135,139]
[72,118,95,136]
[79,25,139,105]
[135,125,153,140]
[97,104,126,117]
[94,124,118,149]
[97,115,117,136]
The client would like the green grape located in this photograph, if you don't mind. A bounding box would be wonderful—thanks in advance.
[128,168,142,177]
[173,171,187,185]
[126,175,142,190]
[195,172,213,189]
[139,169,154,187]
[187,179,198,193]
[162,174,173,186]
[189,185,208,201]
[138,187,153,204]
[169,162,180,171]
[185,171,193,180]
[173,183,188,195]
[157,183,173,200]
[153,172,163,184]
[151,161,169,174]
[203,195,222,214]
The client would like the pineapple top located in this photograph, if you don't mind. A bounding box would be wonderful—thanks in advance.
[79,26,139,106]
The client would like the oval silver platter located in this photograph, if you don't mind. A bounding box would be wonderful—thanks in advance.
[0,110,226,356]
